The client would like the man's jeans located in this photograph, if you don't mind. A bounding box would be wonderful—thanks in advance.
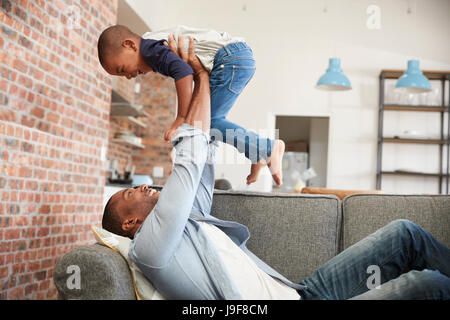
[297,219,450,300]
[209,42,273,163]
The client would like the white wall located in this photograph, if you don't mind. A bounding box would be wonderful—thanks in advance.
[126,0,450,193]
[309,117,329,188]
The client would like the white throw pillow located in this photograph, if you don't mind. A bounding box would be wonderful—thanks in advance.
[91,225,166,300]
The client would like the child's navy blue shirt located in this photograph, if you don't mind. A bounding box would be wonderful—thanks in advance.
[140,38,193,81]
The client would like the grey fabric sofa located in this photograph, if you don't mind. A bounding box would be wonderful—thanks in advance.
[54,190,450,299]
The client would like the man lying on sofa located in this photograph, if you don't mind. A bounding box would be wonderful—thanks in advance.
[102,36,450,300]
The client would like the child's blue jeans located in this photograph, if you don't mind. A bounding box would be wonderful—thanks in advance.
[209,42,273,164]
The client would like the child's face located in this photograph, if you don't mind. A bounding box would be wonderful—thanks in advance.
[102,39,151,79]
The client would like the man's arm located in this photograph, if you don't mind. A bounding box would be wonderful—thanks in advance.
[172,35,210,133]
[130,37,211,267]
[164,35,210,141]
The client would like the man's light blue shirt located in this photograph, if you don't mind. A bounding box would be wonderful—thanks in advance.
[129,124,306,299]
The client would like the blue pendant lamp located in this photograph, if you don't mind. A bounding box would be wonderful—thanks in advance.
[316,58,352,91]
[395,60,431,93]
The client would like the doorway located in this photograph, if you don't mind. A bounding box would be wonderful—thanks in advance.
[275,115,330,191]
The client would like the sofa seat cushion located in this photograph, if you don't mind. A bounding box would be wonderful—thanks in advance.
[211,190,342,283]
[342,194,450,250]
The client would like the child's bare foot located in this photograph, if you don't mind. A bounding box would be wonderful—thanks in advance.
[246,161,265,185]
[246,139,285,186]
[267,139,285,186]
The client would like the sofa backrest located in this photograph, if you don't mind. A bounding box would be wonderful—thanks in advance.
[211,190,341,283]
[341,194,450,251]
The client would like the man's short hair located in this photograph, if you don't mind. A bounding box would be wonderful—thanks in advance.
[97,24,138,68]
[102,195,127,237]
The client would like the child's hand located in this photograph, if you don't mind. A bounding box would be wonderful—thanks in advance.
[164,117,185,142]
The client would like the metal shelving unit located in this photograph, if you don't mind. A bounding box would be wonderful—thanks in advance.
[376,70,450,194]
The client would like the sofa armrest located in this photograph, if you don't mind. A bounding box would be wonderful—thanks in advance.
[301,187,383,200]
[54,243,136,300]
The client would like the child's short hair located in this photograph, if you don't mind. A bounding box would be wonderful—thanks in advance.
[97,25,138,68]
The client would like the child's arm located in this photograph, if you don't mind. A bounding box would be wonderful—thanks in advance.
[141,36,196,142]
[164,74,193,142]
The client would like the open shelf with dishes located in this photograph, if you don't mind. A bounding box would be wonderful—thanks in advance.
[109,89,147,150]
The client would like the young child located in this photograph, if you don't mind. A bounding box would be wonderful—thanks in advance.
[97,25,284,186]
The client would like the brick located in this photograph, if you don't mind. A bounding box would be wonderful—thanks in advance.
[7,287,24,299]
[18,166,32,178]
[30,106,44,118]
[20,115,35,128]
[34,270,46,281]
[27,261,40,272]
[0,241,11,252]
[20,141,34,153]
[46,112,59,124]
[18,35,32,49]
[38,205,50,214]
[2,26,16,38]
[1,0,12,12]
[37,227,49,237]
[24,283,38,296]
[13,5,27,22]
[12,240,26,251]
[0,267,8,278]
[18,74,32,88]
[5,228,21,240]
[4,137,17,148]
[12,59,27,73]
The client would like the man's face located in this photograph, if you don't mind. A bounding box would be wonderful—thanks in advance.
[112,184,160,236]
[103,39,152,79]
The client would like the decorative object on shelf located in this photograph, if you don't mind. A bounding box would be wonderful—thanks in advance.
[113,132,145,149]
[316,58,352,91]
[395,60,432,94]
[395,130,428,140]
[293,167,317,193]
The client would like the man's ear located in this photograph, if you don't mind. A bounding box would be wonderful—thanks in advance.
[122,217,138,231]
[122,39,137,51]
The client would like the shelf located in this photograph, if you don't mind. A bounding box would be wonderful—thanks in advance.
[127,116,147,128]
[377,69,450,194]
[382,138,447,145]
[111,103,149,117]
[112,116,147,128]
[380,171,445,177]
[383,105,448,112]
[110,90,149,117]
[111,138,145,149]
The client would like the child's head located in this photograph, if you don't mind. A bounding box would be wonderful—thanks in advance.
[97,25,151,79]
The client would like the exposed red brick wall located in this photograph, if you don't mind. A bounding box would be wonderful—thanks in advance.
[107,70,176,186]
[0,0,117,299]
[133,73,176,185]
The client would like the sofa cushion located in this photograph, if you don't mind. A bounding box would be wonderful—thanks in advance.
[342,194,450,250]
[54,243,136,300]
[211,190,341,283]
[91,226,165,300]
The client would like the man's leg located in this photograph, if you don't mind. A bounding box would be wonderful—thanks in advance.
[298,219,450,300]
[350,269,450,300]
